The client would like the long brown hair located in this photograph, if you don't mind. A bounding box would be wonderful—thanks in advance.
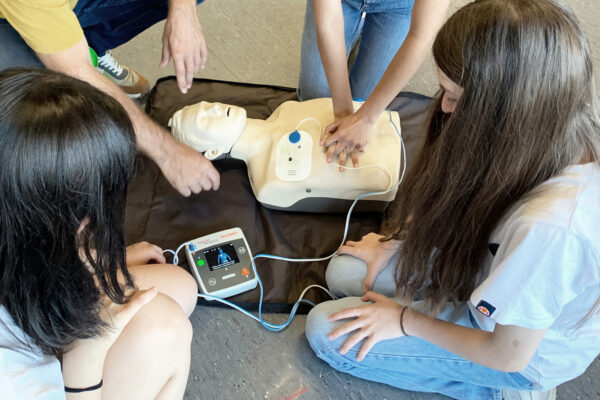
[388,0,600,311]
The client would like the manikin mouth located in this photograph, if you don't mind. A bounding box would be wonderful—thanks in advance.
[226,107,231,117]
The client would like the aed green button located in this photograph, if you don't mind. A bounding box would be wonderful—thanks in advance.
[197,259,205,267]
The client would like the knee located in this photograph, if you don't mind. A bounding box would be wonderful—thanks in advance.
[109,292,193,375]
[325,255,366,298]
[156,264,198,317]
[175,267,198,317]
[306,298,367,371]
[137,293,193,355]
[306,301,336,355]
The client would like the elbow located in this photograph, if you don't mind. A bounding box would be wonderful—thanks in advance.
[492,354,531,373]
[496,362,527,373]
[404,31,435,50]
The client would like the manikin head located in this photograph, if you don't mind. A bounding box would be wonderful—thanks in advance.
[169,101,247,158]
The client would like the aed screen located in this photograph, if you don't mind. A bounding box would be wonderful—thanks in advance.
[203,243,240,271]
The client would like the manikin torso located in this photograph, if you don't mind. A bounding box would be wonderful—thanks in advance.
[169,98,402,212]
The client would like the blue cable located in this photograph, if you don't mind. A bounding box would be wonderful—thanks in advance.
[164,111,406,332]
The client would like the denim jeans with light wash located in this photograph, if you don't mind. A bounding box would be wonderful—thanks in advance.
[0,0,203,71]
[298,0,414,101]
[305,254,535,400]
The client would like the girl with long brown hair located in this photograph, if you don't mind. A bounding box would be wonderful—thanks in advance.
[305,0,600,399]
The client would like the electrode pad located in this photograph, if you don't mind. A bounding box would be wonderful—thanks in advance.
[275,130,313,181]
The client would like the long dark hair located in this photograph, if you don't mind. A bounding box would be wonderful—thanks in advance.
[0,69,136,356]
[388,0,600,311]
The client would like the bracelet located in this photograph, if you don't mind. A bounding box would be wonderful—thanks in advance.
[400,306,410,337]
[64,379,103,393]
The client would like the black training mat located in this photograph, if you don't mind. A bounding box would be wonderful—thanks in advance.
[125,77,431,312]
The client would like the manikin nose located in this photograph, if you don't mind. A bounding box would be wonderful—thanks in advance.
[207,105,222,116]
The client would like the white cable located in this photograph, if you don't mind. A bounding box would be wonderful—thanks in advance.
[162,249,176,257]
[332,163,394,189]
[163,110,406,330]
[295,117,322,134]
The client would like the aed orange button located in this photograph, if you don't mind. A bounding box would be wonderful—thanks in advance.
[241,267,250,276]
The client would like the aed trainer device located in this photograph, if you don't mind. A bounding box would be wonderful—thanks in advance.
[185,227,257,298]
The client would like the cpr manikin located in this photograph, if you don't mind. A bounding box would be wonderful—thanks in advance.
[169,99,402,212]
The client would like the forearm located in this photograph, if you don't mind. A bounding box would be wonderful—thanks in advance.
[62,343,106,400]
[359,0,450,121]
[358,33,433,121]
[169,0,196,9]
[38,38,172,166]
[404,308,526,372]
[71,65,171,165]
[313,0,353,116]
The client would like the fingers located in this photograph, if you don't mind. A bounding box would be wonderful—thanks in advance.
[178,182,192,197]
[356,337,377,361]
[120,287,158,324]
[188,162,220,194]
[351,151,359,168]
[339,328,370,355]
[326,143,336,163]
[323,131,341,148]
[363,263,381,292]
[199,36,208,69]
[321,122,340,145]
[150,244,166,264]
[360,291,386,303]
[338,150,347,171]
[165,143,221,196]
[325,141,348,163]
[208,165,220,190]
[160,40,171,68]
[173,54,188,94]
[184,58,194,91]
[328,306,364,323]
[193,51,201,75]
[363,267,380,293]
[328,317,365,341]
[332,141,347,159]
[337,244,360,258]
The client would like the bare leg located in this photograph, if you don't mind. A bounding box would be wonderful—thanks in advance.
[129,263,198,316]
[102,293,193,400]
[100,264,198,399]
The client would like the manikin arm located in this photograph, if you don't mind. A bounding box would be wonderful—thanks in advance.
[37,36,220,196]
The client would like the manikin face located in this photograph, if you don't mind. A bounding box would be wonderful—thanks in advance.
[436,67,464,113]
[192,101,246,134]
[170,101,247,153]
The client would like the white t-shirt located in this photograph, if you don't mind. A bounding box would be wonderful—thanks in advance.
[469,163,600,391]
[0,307,65,400]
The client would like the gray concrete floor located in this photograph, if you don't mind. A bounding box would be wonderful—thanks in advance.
[114,1,600,399]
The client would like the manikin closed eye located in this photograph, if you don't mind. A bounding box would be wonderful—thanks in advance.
[169,98,404,213]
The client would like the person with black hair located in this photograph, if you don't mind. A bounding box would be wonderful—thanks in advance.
[0,68,198,399]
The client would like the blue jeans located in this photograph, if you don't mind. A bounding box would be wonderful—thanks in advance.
[0,0,203,71]
[298,0,414,101]
[305,255,535,400]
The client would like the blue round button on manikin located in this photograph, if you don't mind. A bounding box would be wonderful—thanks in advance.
[289,130,301,144]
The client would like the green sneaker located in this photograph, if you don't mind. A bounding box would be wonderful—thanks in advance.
[96,51,149,99]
